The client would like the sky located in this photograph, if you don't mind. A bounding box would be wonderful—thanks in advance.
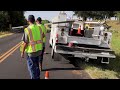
[24,11,74,21]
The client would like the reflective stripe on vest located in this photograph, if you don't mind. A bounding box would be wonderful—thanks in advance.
[39,26,43,42]
[27,28,36,52]
[27,26,43,52]
[20,41,24,52]
[28,40,42,45]
[38,24,46,43]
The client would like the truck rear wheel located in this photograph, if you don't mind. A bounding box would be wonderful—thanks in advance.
[51,48,54,59]
[49,40,53,48]
[49,44,52,48]
[51,48,60,61]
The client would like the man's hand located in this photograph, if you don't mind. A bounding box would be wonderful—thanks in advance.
[21,52,24,58]
[21,42,27,58]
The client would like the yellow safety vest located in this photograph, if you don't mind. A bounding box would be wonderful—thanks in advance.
[20,24,43,53]
[20,41,24,52]
[38,24,46,43]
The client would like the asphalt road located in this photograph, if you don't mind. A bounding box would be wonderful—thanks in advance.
[0,32,91,79]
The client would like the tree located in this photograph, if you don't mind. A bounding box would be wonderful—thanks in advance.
[0,11,26,31]
[42,20,50,25]
[73,11,115,21]
[7,11,26,26]
[114,11,120,23]
[73,11,90,21]
[0,11,9,31]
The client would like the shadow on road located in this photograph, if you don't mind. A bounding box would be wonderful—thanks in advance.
[42,67,81,71]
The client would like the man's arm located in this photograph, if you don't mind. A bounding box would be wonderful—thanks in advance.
[42,25,47,38]
[21,30,29,58]
[21,42,27,58]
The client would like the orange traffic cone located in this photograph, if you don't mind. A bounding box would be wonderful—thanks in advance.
[45,71,49,79]
[77,27,81,34]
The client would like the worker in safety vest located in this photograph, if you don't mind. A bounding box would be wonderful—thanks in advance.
[36,17,47,71]
[20,15,43,79]
[85,24,90,30]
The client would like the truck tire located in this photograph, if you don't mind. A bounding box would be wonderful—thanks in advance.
[51,48,54,59]
[51,48,60,61]
[49,44,52,48]
[49,40,53,48]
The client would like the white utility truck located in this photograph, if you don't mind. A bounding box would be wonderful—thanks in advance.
[49,12,116,64]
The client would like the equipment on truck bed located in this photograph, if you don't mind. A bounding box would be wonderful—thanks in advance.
[49,12,116,64]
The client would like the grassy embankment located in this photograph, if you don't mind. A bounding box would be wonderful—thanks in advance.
[79,20,120,79]
[0,31,13,38]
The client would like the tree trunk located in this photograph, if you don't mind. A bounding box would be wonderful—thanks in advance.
[9,24,12,31]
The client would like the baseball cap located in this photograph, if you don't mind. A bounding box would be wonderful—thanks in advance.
[37,17,42,22]
[28,15,35,23]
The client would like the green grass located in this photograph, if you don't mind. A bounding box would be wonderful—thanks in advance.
[85,65,118,79]
[44,24,51,33]
[0,31,13,38]
[79,20,120,79]
[106,20,120,77]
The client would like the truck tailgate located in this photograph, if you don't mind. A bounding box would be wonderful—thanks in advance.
[55,45,116,59]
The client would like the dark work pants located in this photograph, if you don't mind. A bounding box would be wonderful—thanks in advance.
[27,55,40,79]
[40,46,45,64]
[40,43,45,64]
